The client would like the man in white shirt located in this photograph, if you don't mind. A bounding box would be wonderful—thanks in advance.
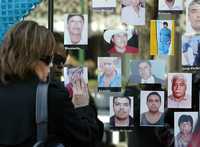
[168,74,191,108]
[64,14,87,45]
[159,0,183,11]
[121,0,145,25]
[128,61,164,85]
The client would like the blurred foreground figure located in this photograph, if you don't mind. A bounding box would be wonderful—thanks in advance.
[0,21,103,147]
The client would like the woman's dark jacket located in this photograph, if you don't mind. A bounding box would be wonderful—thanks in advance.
[0,76,103,147]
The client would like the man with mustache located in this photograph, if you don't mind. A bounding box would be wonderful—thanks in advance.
[110,96,134,127]
[168,74,191,108]
[140,91,164,126]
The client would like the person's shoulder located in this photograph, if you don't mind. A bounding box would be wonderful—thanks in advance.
[48,80,69,100]
[126,46,139,53]
[154,75,164,84]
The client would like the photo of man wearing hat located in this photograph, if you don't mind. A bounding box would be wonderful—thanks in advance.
[103,29,139,55]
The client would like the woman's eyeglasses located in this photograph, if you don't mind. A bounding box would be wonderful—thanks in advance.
[40,54,66,67]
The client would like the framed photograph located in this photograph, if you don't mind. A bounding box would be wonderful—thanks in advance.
[110,96,134,128]
[128,60,166,85]
[63,67,88,87]
[157,20,174,55]
[103,28,139,55]
[140,90,165,127]
[98,57,121,91]
[121,0,145,25]
[158,0,183,12]
[182,35,200,67]
[185,0,200,35]
[174,112,198,147]
[64,14,88,48]
[167,73,192,109]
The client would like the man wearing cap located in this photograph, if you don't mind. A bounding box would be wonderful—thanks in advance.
[168,74,191,108]
[103,29,138,55]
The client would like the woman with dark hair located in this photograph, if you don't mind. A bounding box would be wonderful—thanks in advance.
[0,21,103,147]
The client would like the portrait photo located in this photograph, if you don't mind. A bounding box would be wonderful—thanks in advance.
[150,20,175,56]
[98,57,121,89]
[110,96,134,128]
[174,112,198,147]
[185,0,200,35]
[167,73,192,109]
[128,60,165,85]
[103,28,139,55]
[182,35,200,66]
[121,0,145,25]
[158,0,183,12]
[140,90,165,127]
[92,0,116,10]
[157,20,174,55]
[64,14,88,47]
[63,67,88,87]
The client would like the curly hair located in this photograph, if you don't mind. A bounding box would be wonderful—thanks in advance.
[0,21,56,84]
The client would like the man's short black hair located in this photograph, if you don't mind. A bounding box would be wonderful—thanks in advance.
[163,21,168,26]
[178,114,193,128]
[67,14,84,23]
[146,91,161,102]
[113,96,131,106]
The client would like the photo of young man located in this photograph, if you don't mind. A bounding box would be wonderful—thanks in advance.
[140,91,165,127]
[98,57,121,88]
[64,14,88,46]
[110,96,134,127]
[103,29,139,55]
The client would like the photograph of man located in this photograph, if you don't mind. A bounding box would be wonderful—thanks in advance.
[159,0,183,11]
[158,21,172,55]
[64,14,88,46]
[186,0,200,34]
[92,0,116,9]
[168,73,192,108]
[98,57,121,88]
[174,112,198,147]
[182,35,200,66]
[103,29,139,55]
[121,0,145,25]
[128,60,165,85]
[140,91,164,126]
[110,96,134,127]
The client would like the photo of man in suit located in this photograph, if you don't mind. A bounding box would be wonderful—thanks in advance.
[128,60,164,85]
